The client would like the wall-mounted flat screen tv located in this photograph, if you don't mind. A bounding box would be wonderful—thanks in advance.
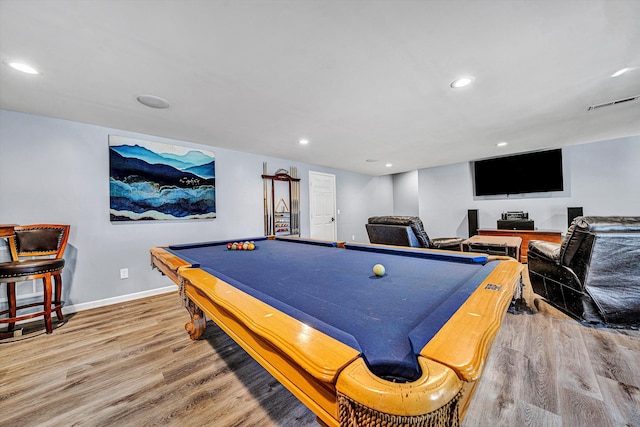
[473,149,564,196]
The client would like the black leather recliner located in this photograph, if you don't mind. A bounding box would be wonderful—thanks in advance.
[528,216,640,328]
[365,216,464,251]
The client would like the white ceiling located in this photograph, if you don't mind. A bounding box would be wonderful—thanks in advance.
[1,0,639,175]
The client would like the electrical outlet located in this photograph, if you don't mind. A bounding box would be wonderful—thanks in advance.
[352,235,356,240]
[120,268,129,279]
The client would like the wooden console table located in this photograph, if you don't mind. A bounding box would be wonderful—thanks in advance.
[478,228,562,263]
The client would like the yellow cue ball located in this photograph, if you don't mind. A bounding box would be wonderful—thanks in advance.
[373,264,385,277]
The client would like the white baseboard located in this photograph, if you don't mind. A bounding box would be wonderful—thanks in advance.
[62,285,178,314]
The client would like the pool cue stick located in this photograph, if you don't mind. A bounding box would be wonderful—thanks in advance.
[263,162,268,235]
[295,168,299,235]
[293,167,299,235]
[290,167,295,234]
[270,180,275,235]
[291,166,297,235]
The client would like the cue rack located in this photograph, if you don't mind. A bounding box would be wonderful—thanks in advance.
[262,163,301,237]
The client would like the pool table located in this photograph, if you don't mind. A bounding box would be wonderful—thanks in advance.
[150,236,523,427]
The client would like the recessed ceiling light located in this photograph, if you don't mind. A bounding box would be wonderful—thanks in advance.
[385,163,393,168]
[450,76,474,88]
[298,139,309,145]
[4,61,40,75]
[611,67,630,77]
[496,141,508,147]
[136,95,170,109]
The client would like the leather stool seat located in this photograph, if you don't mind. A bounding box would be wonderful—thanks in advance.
[0,259,66,281]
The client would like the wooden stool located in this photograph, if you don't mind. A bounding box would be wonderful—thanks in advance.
[0,224,70,338]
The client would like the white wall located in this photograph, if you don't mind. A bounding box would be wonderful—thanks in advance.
[337,173,394,241]
[2,109,637,314]
[418,135,640,238]
[418,162,475,238]
[0,110,392,312]
[392,170,419,216]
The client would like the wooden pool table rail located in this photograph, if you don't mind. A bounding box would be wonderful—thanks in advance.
[423,259,523,381]
[150,244,522,427]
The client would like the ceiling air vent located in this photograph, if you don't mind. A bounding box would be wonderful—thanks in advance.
[588,95,640,111]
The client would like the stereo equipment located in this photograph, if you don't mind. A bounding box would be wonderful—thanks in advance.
[498,211,533,230]
[468,209,478,237]
[497,219,535,230]
[568,207,584,227]
[501,211,529,220]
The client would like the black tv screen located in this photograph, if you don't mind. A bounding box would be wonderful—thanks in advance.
[473,149,564,196]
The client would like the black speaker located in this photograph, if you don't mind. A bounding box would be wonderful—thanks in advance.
[568,207,583,227]
[468,209,478,237]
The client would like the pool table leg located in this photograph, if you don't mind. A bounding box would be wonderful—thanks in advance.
[185,298,206,340]
[507,275,529,314]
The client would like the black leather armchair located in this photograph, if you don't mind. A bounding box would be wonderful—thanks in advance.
[365,216,464,251]
[528,216,640,328]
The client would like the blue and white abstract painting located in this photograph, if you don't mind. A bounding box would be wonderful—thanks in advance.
[109,135,216,221]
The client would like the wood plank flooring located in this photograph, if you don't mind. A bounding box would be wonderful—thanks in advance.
[2,275,639,426]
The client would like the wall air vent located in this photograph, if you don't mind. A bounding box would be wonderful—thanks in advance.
[588,95,639,111]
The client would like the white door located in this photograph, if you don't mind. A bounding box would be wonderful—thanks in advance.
[309,171,337,240]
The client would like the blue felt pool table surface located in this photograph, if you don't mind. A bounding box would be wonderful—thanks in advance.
[166,236,499,381]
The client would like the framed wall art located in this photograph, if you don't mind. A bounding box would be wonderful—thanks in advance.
[109,135,216,221]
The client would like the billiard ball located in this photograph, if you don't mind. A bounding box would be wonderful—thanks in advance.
[373,264,385,276]
[226,242,232,250]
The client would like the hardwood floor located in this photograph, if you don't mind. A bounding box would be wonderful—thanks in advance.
[1,276,639,426]
[0,292,317,427]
